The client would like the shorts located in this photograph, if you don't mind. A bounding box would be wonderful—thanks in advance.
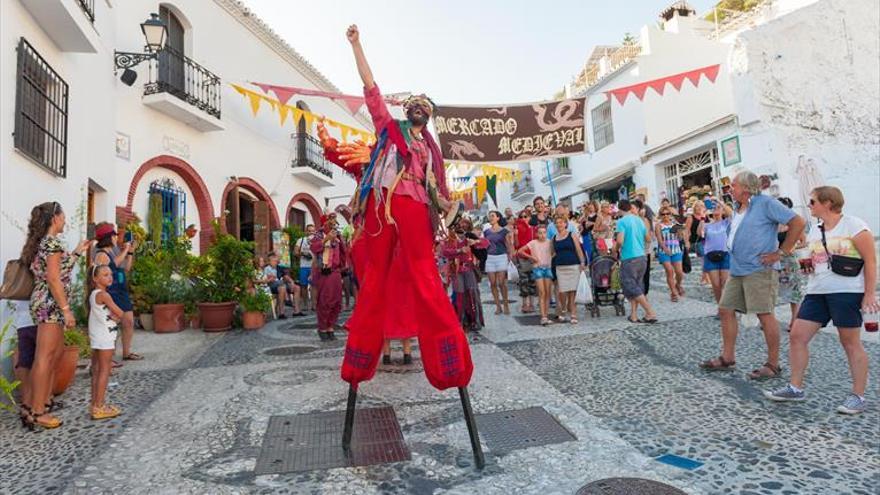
[533,267,553,280]
[702,253,730,272]
[15,325,37,369]
[797,293,864,328]
[485,254,509,273]
[657,251,683,264]
[89,324,118,351]
[269,280,288,294]
[298,266,311,287]
[108,288,133,313]
[620,256,647,299]
[719,270,778,314]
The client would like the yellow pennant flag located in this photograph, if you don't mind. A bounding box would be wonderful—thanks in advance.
[475,176,487,205]
[246,91,262,116]
[278,104,290,126]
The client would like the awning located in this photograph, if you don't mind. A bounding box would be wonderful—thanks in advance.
[577,159,639,191]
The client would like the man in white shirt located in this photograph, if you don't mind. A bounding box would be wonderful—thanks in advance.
[294,224,316,311]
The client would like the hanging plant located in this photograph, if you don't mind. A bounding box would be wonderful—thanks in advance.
[148,192,163,246]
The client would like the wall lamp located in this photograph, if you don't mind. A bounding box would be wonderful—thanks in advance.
[114,13,168,86]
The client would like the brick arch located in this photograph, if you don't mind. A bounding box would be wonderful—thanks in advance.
[219,177,281,231]
[286,192,323,228]
[122,154,215,253]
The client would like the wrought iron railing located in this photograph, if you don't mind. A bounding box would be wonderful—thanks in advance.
[145,46,221,119]
[511,171,535,199]
[572,44,640,93]
[76,0,95,23]
[542,158,571,184]
[291,134,333,178]
[14,38,68,178]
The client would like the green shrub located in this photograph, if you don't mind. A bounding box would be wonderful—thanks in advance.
[239,291,272,313]
[63,328,91,359]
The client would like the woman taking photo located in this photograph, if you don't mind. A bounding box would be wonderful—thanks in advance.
[765,186,877,415]
[23,202,91,429]
[685,201,709,285]
[484,211,514,315]
[442,225,488,332]
[92,223,141,361]
[655,206,686,302]
[551,213,587,324]
[698,202,733,309]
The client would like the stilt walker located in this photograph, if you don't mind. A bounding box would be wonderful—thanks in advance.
[337,24,483,468]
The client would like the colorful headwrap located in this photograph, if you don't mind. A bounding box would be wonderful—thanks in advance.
[403,94,435,116]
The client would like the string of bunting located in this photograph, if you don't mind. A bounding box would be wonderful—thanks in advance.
[604,64,720,105]
[230,83,374,143]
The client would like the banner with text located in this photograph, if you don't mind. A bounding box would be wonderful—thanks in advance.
[434,98,587,164]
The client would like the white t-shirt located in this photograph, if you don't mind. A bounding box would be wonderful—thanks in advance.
[296,237,313,263]
[727,208,745,251]
[805,215,870,294]
[12,300,34,329]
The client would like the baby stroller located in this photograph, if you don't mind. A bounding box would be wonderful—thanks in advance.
[587,254,626,317]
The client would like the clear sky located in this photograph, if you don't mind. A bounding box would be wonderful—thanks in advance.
[243,0,717,105]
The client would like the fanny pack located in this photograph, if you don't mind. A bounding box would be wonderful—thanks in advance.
[706,250,727,263]
[820,224,863,277]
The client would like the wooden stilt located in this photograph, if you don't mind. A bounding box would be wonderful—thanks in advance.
[458,386,485,469]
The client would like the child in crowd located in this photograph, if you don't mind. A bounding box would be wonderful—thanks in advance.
[89,264,124,420]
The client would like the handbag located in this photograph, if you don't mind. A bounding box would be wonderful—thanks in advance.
[819,224,863,277]
[0,259,34,301]
[707,250,727,263]
[575,271,592,304]
[681,245,692,274]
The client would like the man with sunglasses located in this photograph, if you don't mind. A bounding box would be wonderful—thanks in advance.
[700,170,805,380]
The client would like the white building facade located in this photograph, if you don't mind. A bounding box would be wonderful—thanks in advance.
[500,0,878,234]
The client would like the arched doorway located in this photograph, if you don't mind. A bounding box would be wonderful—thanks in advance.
[286,192,323,231]
[122,155,215,253]
[220,177,280,257]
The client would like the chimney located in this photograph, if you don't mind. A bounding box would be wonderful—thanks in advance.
[660,1,699,34]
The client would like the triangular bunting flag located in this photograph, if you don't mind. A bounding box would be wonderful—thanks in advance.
[278,104,290,126]
[669,74,685,91]
[632,84,649,101]
[704,64,720,83]
[475,176,487,205]
[336,95,366,115]
[685,68,703,87]
[246,91,262,116]
[648,79,667,96]
[611,88,629,105]
[486,175,498,206]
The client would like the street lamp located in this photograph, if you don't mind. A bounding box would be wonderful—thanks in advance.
[114,13,168,86]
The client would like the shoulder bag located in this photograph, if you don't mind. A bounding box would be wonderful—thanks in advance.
[0,259,34,301]
[819,224,863,277]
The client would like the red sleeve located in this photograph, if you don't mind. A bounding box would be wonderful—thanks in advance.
[441,242,460,259]
[473,238,489,249]
[309,235,324,255]
[364,85,393,133]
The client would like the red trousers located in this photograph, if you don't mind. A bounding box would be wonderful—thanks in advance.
[342,193,474,390]
[312,269,342,330]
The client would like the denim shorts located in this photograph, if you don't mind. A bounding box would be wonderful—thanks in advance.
[658,251,683,264]
[797,293,864,328]
[702,252,730,272]
[298,267,311,287]
[532,267,553,280]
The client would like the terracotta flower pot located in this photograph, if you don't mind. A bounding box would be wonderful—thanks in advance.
[153,303,185,333]
[139,313,154,332]
[52,346,80,396]
[242,310,265,330]
[198,302,237,332]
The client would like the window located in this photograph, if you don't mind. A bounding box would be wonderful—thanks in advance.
[158,7,186,94]
[591,101,614,151]
[148,179,186,243]
[14,38,68,177]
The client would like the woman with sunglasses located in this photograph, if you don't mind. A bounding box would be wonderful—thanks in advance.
[655,207,686,301]
[698,201,734,309]
[22,202,92,429]
[765,186,878,414]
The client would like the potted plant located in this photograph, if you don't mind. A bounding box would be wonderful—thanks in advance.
[239,291,272,330]
[0,320,21,413]
[53,328,90,396]
[152,277,188,333]
[197,225,255,332]
[130,252,160,331]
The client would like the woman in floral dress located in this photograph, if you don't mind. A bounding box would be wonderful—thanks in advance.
[776,197,807,331]
[22,202,91,429]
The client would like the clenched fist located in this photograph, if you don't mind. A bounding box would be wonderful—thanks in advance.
[346,25,359,44]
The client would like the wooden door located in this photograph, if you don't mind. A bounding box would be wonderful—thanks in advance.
[254,201,270,258]
[226,186,240,239]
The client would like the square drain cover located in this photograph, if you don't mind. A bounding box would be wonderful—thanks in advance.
[255,406,410,475]
[513,315,544,327]
[475,406,576,454]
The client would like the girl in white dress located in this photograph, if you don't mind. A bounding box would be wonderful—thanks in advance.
[89,265,124,420]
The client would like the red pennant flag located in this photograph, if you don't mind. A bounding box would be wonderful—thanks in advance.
[632,84,649,101]
[704,64,721,83]
[611,88,629,105]
[668,73,685,91]
[648,79,667,96]
[335,95,366,114]
[685,68,703,87]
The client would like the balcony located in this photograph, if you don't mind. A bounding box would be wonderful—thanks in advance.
[142,47,224,132]
[511,171,536,202]
[21,0,100,52]
[540,157,573,184]
[291,134,335,187]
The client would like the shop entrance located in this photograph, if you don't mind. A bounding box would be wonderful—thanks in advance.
[662,147,721,208]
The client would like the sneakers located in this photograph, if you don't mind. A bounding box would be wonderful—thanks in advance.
[837,394,866,415]
[764,385,805,402]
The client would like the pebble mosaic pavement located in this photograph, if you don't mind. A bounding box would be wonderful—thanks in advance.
[1,263,877,494]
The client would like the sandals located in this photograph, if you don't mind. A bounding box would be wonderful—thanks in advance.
[748,362,783,381]
[29,410,63,430]
[91,404,121,420]
[570,317,578,324]
[122,353,144,361]
[627,317,640,324]
[639,317,659,324]
[700,356,736,371]
[540,318,550,326]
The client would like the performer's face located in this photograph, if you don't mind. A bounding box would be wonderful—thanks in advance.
[406,105,430,126]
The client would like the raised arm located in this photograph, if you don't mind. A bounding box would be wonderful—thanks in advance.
[347,25,374,90]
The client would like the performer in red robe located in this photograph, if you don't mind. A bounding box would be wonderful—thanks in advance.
[340,24,473,391]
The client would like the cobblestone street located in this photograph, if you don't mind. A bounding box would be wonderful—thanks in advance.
[2,266,878,494]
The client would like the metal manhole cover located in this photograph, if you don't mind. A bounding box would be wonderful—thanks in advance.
[262,345,318,356]
[475,406,576,454]
[254,406,410,475]
[576,478,687,495]
[482,299,518,305]
[512,315,544,327]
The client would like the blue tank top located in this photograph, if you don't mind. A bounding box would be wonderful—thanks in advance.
[553,234,579,266]
[98,249,127,295]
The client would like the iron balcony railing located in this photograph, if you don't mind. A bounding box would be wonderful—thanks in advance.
[145,46,221,119]
[541,157,572,184]
[511,171,535,199]
[291,133,334,179]
[76,0,95,23]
